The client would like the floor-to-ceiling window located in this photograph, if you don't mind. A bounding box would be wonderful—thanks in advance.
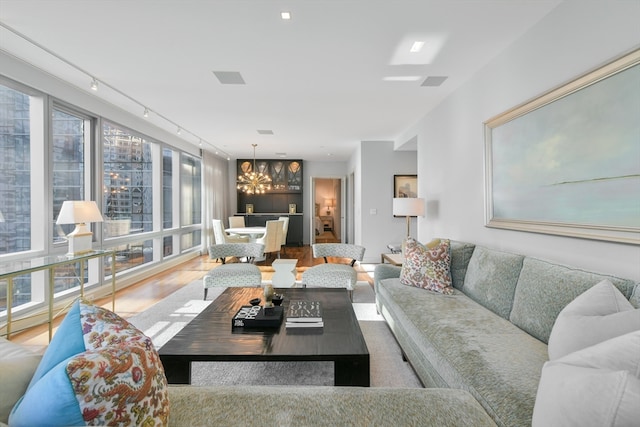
[1,76,206,326]
[52,107,91,244]
[102,121,155,273]
[0,84,32,256]
[51,106,94,295]
[180,152,202,251]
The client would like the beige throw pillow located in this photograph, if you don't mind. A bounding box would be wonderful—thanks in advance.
[533,330,640,427]
[547,279,640,360]
[0,338,42,424]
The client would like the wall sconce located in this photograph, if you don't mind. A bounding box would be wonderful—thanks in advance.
[324,198,335,216]
[56,201,104,255]
[393,197,425,238]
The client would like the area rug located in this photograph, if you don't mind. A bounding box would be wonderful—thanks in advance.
[128,280,422,388]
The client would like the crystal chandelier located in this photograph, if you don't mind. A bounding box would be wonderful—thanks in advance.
[237,144,272,194]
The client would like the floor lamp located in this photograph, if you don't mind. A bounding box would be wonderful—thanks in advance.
[393,197,425,239]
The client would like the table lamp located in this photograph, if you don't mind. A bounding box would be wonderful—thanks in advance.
[56,201,104,255]
[393,197,425,238]
[324,198,335,216]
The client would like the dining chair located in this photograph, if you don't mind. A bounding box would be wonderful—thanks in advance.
[203,243,264,299]
[212,219,249,244]
[254,220,284,262]
[277,216,289,254]
[228,216,245,228]
[301,243,366,301]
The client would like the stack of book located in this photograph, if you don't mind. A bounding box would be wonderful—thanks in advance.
[286,300,323,328]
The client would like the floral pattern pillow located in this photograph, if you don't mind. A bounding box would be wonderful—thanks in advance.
[10,300,169,426]
[400,238,454,295]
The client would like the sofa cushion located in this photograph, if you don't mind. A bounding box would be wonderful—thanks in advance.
[400,238,453,294]
[630,284,640,308]
[10,299,169,427]
[449,241,476,290]
[509,257,637,343]
[461,246,524,320]
[532,330,640,427]
[548,279,640,360]
[0,338,42,424]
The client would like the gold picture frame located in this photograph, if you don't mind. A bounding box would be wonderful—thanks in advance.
[484,49,640,244]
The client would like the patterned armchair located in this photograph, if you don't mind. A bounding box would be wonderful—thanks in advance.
[302,243,366,300]
[203,243,264,299]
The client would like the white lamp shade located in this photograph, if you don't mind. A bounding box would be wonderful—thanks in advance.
[324,198,335,208]
[393,197,425,217]
[56,201,104,225]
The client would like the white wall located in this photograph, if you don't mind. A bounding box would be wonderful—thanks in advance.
[359,141,418,263]
[403,2,640,280]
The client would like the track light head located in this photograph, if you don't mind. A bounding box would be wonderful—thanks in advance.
[90,78,98,91]
[143,108,149,117]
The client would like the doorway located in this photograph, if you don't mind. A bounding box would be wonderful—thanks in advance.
[311,177,343,244]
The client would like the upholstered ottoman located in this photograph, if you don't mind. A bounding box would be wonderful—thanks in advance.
[203,263,262,299]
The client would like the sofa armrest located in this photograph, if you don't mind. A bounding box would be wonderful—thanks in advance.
[374,264,402,293]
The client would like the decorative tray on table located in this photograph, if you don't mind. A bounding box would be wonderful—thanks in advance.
[232,305,284,328]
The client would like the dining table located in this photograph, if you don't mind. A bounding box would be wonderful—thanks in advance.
[226,226,266,239]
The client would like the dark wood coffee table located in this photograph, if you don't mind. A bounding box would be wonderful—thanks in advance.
[159,287,370,386]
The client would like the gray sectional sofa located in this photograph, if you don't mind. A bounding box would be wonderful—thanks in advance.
[1,338,497,427]
[374,240,638,427]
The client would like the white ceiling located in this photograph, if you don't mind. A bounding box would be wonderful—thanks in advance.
[0,0,561,161]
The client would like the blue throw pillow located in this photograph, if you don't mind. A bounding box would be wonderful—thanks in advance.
[27,300,85,389]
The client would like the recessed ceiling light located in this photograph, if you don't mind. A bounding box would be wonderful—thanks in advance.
[383,76,422,82]
[410,41,425,53]
[390,35,446,65]
[281,11,291,20]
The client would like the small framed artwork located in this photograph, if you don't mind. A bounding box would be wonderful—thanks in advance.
[394,175,417,198]
[246,204,254,214]
[289,203,296,214]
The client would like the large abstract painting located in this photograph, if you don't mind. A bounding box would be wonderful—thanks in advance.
[484,50,640,244]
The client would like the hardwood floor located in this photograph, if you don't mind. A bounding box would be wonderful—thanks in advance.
[10,245,373,347]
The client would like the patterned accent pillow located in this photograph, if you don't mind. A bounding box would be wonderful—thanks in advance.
[400,238,453,295]
[10,300,169,426]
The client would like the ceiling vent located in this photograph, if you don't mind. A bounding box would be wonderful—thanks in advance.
[212,71,246,85]
[421,76,448,87]
[257,129,274,135]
